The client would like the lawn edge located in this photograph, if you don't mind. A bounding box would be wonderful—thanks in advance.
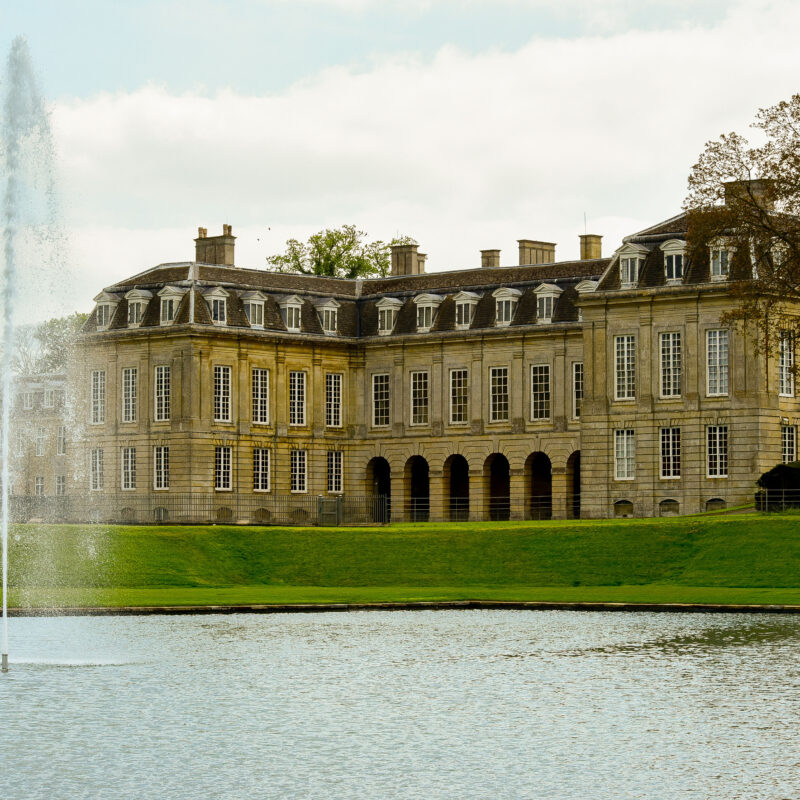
[10,600,800,616]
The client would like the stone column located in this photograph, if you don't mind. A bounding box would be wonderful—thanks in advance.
[509,467,525,520]
[551,466,568,520]
[391,467,407,522]
[469,468,485,521]
[429,468,445,522]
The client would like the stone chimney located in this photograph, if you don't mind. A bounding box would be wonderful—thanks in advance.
[481,249,501,268]
[579,234,602,260]
[724,179,775,211]
[518,239,556,265]
[195,224,236,266]
[391,243,426,276]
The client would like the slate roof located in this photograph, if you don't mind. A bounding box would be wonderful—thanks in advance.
[87,255,607,338]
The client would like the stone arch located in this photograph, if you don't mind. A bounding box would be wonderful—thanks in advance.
[366,456,391,522]
[566,451,581,519]
[405,455,430,521]
[659,498,679,517]
[525,451,552,520]
[705,497,726,512]
[614,499,634,517]
[444,454,470,521]
[484,453,510,521]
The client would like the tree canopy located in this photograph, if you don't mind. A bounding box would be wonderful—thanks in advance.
[267,224,416,279]
[11,311,88,375]
[684,93,800,352]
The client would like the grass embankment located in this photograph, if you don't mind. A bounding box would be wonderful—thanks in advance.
[8,514,800,608]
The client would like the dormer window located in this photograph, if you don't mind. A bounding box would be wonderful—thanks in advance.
[96,305,112,328]
[124,289,152,328]
[413,294,444,333]
[492,287,521,327]
[453,291,480,329]
[534,283,563,324]
[616,243,648,289]
[279,295,303,332]
[574,280,598,322]
[313,298,341,335]
[161,298,175,324]
[241,291,266,329]
[128,302,143,325]
[620,257,640,286]
[376,297,403,335]
[92,291,119,330]
[661,240,685,283]
[211,298,226,324]
[158,286,186,326]
[710,241,734,281]
[244,301,263,327]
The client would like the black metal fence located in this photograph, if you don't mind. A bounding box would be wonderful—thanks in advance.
[9,493,388,526]
[754,489,800,512]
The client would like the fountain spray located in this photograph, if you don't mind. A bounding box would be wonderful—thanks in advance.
[2,36,52,674]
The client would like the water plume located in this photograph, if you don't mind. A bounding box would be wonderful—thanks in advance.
[2,36,58,671]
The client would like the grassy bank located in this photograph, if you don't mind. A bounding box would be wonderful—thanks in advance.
[7,514,800,608]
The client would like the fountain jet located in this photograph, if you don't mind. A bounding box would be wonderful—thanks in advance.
[2,36,56,674]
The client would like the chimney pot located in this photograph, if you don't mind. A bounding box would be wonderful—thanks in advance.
[579,234,602,260]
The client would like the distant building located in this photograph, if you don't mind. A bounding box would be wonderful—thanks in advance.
[64,198,798,521]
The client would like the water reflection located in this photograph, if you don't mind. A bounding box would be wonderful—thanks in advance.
[1,611,798,800]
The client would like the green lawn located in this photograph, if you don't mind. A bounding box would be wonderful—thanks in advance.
[7,513,800,608]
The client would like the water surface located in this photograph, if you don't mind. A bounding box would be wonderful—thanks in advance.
[1,611,798,799]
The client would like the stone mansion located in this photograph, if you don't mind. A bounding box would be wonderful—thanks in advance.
[42,203,798,522]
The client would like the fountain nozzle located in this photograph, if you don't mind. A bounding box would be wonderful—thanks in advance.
[1,653,8,673]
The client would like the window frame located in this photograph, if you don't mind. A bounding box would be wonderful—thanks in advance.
[153,445,170,490]
[253,447,271,492]
[251,368,270,425]
[660,427,681,479]
[372,373,390,427]
[489,366,510,423]
[782,424,797,464]
[779,331,795,397]
[290,449,308,493]
[530,364,551,421]
[35,426,46,457]
[90,447,104,491]
[213,365,233,423]
[614,429,635,481]
[121,446,136,491]
[706,329,730,397]
[453,292,479,329]
[244,301,264,328]
[122,366,138,423]
[214,445,232,491]
[614,335,636,401]
[154,365,171,422]
[325,372,343,428]
[706,425,729,478]
[410,370,430,426]
[327,450,343,494]
[449,368,469,425]
[659,331,682,399]
[90,369,106,424]
[572,362,584,420]
[288,370,307,426]
[56,425,67,456]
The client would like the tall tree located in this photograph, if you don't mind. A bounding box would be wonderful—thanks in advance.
[10,312,88,375]
[684,93,800,356]
[268,224,416,279]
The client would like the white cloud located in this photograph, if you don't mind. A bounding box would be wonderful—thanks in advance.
[40,0,800,315]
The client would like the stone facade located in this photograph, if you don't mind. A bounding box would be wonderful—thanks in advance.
[59,211,800,522]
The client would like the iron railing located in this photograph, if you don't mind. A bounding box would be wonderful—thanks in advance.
[8,493,388,526]
[755,489,800,512]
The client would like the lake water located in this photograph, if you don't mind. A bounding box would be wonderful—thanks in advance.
[1,611,798,799]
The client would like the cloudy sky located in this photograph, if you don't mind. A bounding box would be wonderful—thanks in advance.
[3,0,800,319]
